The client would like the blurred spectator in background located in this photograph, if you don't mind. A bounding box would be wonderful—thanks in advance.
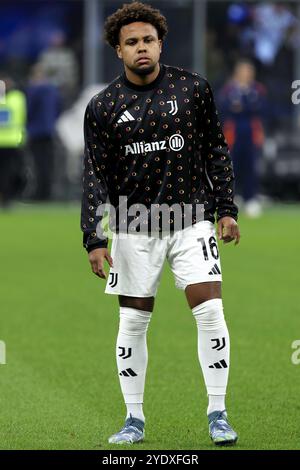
[39,30,79,109]
[226,2,299,68]
[249,2,299,67]
[222,2,299,131]
[226,2,253,63]
[26,63,61,201]
[0,76,26,207]
[218,59,267,217]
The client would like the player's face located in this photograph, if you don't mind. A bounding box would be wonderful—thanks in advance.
[116,22,162,76]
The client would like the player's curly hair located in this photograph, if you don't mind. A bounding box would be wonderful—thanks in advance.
[104,1,168,48]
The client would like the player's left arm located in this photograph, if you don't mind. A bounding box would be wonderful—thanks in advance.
[199,79,240,245]
[217,215,240,245]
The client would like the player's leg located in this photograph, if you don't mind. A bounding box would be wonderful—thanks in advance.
[186,283,237,445]
[185,282,230,414]
[185,281,221,308]
[106,234,166,444]
[119,295,154,311]
[168,221,237,445]
[108,295,154,444]
[117,295,154,422]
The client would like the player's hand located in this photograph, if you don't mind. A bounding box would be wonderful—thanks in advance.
[88,248,113,279]
[217,217,240,245]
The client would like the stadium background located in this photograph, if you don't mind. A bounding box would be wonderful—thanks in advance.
[0,0,299,450]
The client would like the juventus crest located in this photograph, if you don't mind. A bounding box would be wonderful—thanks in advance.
[167,99,178,115]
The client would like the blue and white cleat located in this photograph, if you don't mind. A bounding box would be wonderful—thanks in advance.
[108,415,145,444]
[208,410,238,446]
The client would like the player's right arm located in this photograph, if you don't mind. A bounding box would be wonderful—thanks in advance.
[88,247,113,279]
[81,98,113,278]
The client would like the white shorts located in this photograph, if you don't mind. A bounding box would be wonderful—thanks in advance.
[105,221,222,298]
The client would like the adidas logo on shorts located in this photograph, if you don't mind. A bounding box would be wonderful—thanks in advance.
[208,264,221,275]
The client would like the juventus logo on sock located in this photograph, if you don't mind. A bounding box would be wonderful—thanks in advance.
[118,346,132,359]
[109,272,118,288]
[211,337,226,351]
[119,368,137,377]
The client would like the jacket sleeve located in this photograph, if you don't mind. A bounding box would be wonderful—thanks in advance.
[198,79,238,221]
[81,99,109,252]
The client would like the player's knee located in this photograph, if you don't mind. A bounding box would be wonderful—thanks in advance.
[119,307,152,336]
[192,298,226,331]
[185,282,222,309]
[119,295,154,312]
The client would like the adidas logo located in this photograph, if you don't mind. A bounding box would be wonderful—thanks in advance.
[208,264,221,275]
[119,368,137,377]
[209,359,228,369]
[117,110,135,123]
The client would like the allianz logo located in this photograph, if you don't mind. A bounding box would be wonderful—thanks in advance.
[124,133,184,156]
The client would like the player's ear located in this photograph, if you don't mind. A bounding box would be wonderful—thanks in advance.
[158,39,162,53]
[116,45,122,59]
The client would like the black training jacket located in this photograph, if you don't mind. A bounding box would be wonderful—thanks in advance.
[81,63,238,252]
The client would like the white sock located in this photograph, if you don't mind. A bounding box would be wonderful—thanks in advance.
[192,299,230,413]
[116,307,151,423]
[207,395,226,415]
[126,404,145,422]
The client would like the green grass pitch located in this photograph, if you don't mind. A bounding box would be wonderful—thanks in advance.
[0,203,299,450]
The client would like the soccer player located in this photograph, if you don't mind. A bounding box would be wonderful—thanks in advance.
[81,2,240,446]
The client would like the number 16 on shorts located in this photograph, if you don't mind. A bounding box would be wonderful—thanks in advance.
[198,236,219,261]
